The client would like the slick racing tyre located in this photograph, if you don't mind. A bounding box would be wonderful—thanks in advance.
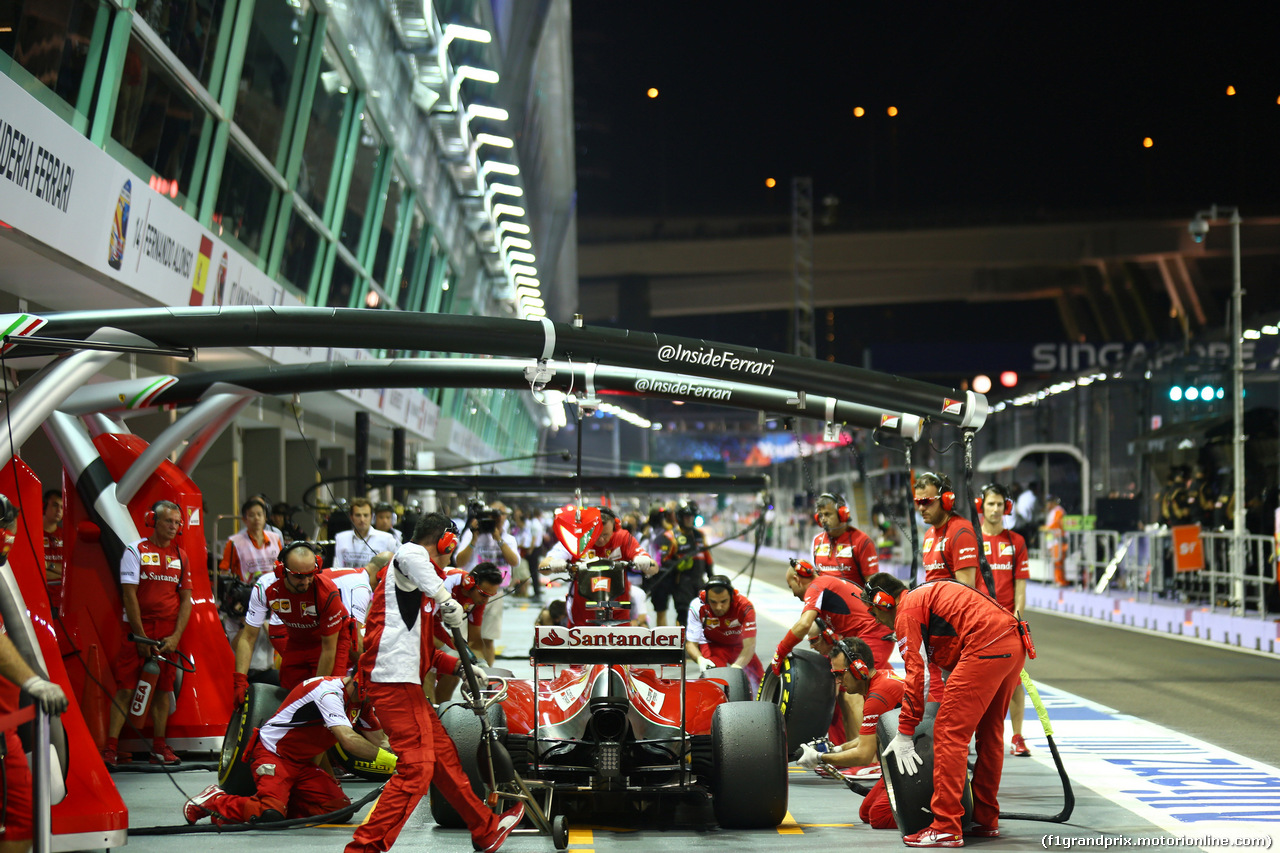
[756,648,836,755]
[876,706,972,837]
[430,701,507,828]
[704,667,751,702]
[710,702,788,828]
[219,683,287,796]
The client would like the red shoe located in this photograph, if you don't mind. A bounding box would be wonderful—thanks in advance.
[150,741,181,765]
[473,802,525,853]
[102,745,131,768]
[965,823,1000,837]
[183,784,223,824]
[903,827,964,847]
[1010,734,1031,757]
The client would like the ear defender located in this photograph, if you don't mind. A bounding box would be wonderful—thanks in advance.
[438,521,459,555]
[790,558,817,579]
[814,493,850,525]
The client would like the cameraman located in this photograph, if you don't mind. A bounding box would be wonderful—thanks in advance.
[455,501,520,666]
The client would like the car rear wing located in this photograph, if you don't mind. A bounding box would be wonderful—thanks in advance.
[533,626,686,666]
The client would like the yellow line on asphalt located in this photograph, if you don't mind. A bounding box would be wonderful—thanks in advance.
[777,810,804,834]
[568,828,594,845]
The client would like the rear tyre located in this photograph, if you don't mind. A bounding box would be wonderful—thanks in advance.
[755,648,836,755]
[218,683,287,796]
[710,702,788,828]
[704,667,751,702]
[429,701,506,828]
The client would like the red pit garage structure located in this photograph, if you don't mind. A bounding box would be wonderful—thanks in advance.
[0,307,987,849]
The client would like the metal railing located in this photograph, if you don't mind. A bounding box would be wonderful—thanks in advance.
[1042,528,1277,618]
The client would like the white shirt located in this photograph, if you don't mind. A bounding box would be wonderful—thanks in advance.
[456,529,519,585]
[366,542,447,683]
[334,528,398,569]
[1015,490,1037,527]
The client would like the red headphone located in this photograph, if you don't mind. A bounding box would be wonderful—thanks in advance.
[790,558,817,579]
[917,473,956,513]
[832,637,872,681]
[974,483,1013,517]
[459,571,476,592]
[143,500,184,533]
[437,521,459,556]
[861,584,897,610]
[813,493,850,526]
[275,540,323,576]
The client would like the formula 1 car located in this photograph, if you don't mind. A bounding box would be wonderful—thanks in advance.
[430,508,788,830]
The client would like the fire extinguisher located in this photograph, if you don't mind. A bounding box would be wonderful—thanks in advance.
[127,657,161,731]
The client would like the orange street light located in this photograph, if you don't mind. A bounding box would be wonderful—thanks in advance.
[765,178,777,188]
[647,87,659,98]
[1142,137,1154,148]
[887,106,898,117]
[1226,85,1236,96]
[853,106,865,117]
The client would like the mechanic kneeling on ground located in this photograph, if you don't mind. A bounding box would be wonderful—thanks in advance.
[684,574,763,694]
[183,674,389,825]
[797,636,905,829]
[862,572,1026,848]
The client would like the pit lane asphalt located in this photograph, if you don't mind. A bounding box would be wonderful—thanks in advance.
[111,548,1280,852]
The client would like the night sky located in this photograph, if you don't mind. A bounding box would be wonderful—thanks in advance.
[573,2,1280,221]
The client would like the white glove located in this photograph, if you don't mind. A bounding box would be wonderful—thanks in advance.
[439,598,466,630]
[728,662,742,669]
[797,743,822,770]
[542,558,567,574]
[884,732,923,776]
[696,657,714,673]
[470,663,488,682]
[22,676,68,715]
[633,555,657,577]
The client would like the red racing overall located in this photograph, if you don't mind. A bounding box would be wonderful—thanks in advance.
[895,581,1025,838]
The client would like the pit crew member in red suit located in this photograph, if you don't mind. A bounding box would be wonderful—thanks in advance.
[863,572,1026,848]
[539,507,655,626]
[42,489,63,616]
[344,512,523,853]
[774,559,892,673]
[104,499,192,767]
[812,492,878,586]
[914,472,979,587]
[233,541,350,704]
[183,675,390,825]
[976,483,1032,757]
[683,574,763,694]
[796,637,905,829]
[0,493,69,850]
[259,564,371,665]
[432,562,503,702]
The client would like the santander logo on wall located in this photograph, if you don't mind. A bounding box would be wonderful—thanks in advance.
[536,626,683,649]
